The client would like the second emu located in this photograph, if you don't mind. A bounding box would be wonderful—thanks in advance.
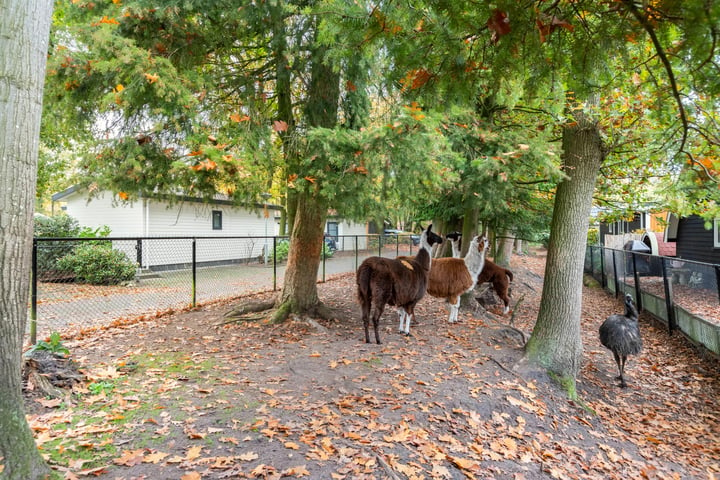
[599,293,643,388]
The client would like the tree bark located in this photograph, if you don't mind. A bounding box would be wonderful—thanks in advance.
[494,230,514,267]
[0,0,54,478]
[274,34,340,322]
[525,108,605,393]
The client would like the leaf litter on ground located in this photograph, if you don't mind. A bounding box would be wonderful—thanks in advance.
[24,249,720,479]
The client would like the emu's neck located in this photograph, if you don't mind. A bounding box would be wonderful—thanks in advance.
[625,301,639,320]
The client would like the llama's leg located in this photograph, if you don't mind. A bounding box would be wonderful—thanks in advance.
[362,300,372,344]
[397,308,407,333]
[402,307,413,335]
[372,303,385,345]
[448,298,460,323]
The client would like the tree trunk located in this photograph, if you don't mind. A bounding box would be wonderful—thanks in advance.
[0,1,54,478]
[525,108,605,394]
[494,230,514,267]
[273,34,340,322]
[275,193,329,319]
[460,206,479,257]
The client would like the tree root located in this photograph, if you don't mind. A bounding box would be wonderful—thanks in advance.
[224,298,278,319]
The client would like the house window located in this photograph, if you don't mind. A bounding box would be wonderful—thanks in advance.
[326,221,339,240]
[212,210,222,230]
[715,219,720,248]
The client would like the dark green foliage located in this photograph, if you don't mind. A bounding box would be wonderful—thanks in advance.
[56,244,137,285]
[26,332,70,356]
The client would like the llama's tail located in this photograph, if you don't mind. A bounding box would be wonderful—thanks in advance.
[356,263,372,305]
[505,269,514,282]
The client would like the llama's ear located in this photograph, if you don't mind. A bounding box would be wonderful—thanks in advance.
[427,224,433,233]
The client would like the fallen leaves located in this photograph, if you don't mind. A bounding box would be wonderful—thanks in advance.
[28,251,720,480]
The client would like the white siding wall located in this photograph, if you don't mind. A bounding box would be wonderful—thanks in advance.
[63,192,145,236]
[334,220,368,251]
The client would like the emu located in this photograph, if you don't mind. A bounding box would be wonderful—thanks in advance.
[477,259,514,314]
[426,234,489,323]
[356,225,443,344]
[599,293,642,388]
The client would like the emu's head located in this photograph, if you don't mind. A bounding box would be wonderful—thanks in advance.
[421,224,443,248]
[624,293,638,320]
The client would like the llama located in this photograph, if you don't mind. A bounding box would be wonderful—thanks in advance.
[446,231,462,258]
[599,293,642,388]
[477,259,514,314]
[356,225,443,344]
[426,234,489,323]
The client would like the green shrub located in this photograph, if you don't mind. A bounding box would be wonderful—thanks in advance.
[56,244,137,285]
[268,239,334,263]
[27,332,70,356]
[270,239,290,263]
[34,214,112,276]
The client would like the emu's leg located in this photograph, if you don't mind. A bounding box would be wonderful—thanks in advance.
[619,355,628,388]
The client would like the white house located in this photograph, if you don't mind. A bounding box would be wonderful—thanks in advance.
[51,186,368,270]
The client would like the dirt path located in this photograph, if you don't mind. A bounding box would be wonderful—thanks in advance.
[26,251,720,479]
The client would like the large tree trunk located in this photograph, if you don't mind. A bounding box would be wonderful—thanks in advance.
[0,1,54,478]
[494,229,514,267]
[525,108,605,394]
[273,34,340,322]
[275,194,329,319]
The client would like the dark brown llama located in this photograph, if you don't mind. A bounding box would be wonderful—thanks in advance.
[477,259,514,314]
[356,225,443,344]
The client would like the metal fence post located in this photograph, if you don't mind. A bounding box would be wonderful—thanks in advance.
[191,238,197,307]
[321,238,326,283]
[612,250,619,297]
[272,237,277,291]
[355,236,359,270]
[660,258,675,335]
[136,239,143,268]
[30,238,38,345]
[631,253,643,311]
[599,247,606,290]
[715,266,720,304]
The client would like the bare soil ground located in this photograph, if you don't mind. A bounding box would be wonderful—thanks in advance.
[25,249,720,480]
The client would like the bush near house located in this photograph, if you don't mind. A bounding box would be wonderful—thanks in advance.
[56,243,137,285]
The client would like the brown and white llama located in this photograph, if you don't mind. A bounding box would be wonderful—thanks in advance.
[477,259,514,314]
[447,233,514,315]
[426,234,489,323]
[356,225,443,344]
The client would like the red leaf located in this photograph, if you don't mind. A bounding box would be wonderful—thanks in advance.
[487,9,510,43]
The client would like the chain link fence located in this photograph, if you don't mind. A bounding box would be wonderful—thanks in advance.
[29,234,422,343]
[585,245,720,356]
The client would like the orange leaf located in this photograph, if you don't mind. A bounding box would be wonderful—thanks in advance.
[304,176,316,184]
[114,449,145,466]
[144,73,159,84]
[273,120,289,132]
[230,113,250,123]
[487,9,510,43]
[185,445,202,461]
[117,191,129,201]
[283,465,310,477]
[188,150,203,157]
